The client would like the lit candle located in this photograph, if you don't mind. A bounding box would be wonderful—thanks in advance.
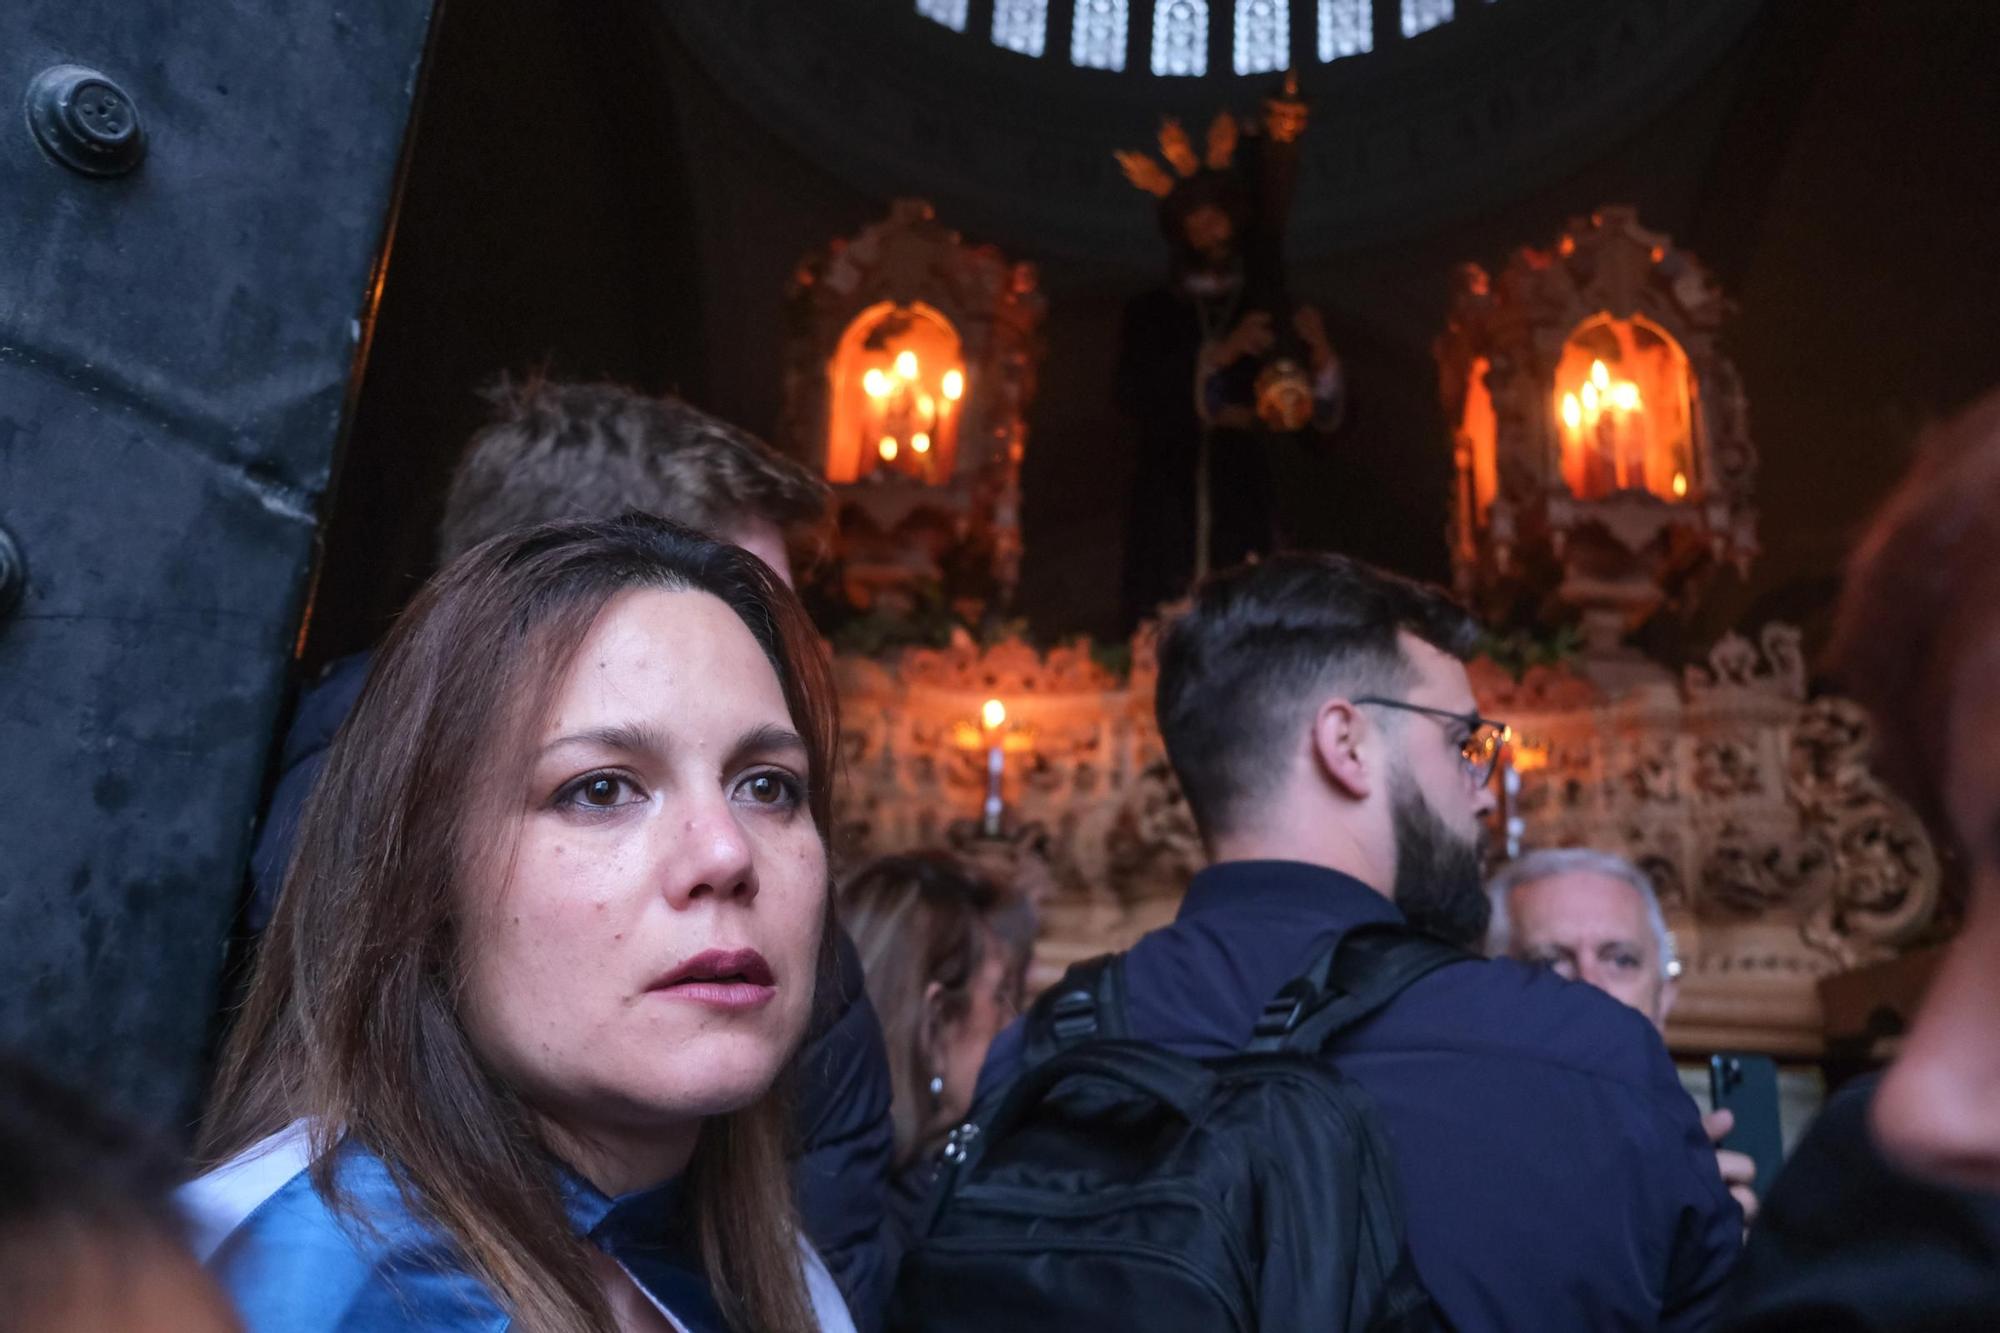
[980,698,1006,837]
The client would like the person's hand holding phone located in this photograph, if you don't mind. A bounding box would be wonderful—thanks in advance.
[1702,1108,1760,1225]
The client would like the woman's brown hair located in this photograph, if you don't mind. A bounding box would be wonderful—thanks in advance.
[1833,386,2000,843]
[198,514,838,1332]
[836,853,1024,1166]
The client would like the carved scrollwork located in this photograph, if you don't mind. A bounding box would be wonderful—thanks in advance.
[1789,697,1941,967]
[899,630,1120,696]
[1683,624,1806,702]
[1697,821,1833,918]
[1104,752,1203,906]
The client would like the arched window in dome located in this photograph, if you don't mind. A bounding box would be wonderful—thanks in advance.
[1317,0,1373,59]
[916,0,969,32]
[1151,0,1209,76]
[1072,0,1130,71]
[1233,0,1289,74]
[1400,0,1453,38]
[993,0,1050,56]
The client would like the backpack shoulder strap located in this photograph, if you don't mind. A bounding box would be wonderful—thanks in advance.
[1021,952,1130,1069]
[1246,924,1469,1055]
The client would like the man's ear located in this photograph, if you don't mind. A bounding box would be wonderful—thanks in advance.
[1657,975,1680,1026]
[1311,698,1375,801]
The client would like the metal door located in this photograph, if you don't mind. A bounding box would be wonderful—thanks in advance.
[0,1,437,1127]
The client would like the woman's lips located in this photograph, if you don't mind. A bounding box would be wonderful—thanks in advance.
[648,947,776,1012]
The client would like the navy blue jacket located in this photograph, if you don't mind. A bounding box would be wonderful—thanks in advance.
[981,860,1742,1332]
[248,652,897,1331]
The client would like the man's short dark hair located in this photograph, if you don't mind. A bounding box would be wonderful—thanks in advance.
[436,378,829,563]
[1155,553,1480,841]
[1833,386,2000,840]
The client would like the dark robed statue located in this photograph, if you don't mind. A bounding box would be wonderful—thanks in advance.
[1116,75,1344,629]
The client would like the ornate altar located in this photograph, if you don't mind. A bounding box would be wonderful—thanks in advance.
[819,202,1940,1061]
[1478,631,1940,1056]
[783,198,1045,614]
[1438,209,1940,1057]
[1436,206,1757,684]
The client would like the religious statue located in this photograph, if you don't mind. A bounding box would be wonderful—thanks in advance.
[1114,73,1343,629]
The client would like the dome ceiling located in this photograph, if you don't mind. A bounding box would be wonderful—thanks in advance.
[662,0,1764,263]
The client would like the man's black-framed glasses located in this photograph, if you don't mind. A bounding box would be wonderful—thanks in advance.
[1351,697,1513,785]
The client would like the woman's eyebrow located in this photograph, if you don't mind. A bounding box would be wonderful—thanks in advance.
[725,723,808,770]
[536,722,669,759]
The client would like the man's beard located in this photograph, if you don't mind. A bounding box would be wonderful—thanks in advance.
[1389,769,1489,949]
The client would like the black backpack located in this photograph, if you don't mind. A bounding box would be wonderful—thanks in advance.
[889,924,1465,1333]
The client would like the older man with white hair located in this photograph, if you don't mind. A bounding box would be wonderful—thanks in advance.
[1488,848,1758,1220]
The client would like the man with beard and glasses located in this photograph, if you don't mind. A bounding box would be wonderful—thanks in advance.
[977,553,1741,1331]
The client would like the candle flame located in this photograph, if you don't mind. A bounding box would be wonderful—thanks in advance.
[894,350,918,379]
[1560,393,1582,432]
[942,368,965,401]
[878,435,899,460]
[981,698,1007,730]
[1609,382,1641,412]
[917,394,935,419]
[911,431,931,454]
[1580,382,1600,413]
[1672,471,1688,497]
[862,368,889,398]
[1590,360,1611,391]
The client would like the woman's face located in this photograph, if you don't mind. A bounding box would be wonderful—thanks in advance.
[460,587,826,1177]
[932,938,1022,1130]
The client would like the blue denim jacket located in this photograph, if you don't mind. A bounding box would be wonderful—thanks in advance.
[181,1122,854,1332]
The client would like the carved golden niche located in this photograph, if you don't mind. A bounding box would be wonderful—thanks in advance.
[784,199,1044,610]
[1438,207,1757,678]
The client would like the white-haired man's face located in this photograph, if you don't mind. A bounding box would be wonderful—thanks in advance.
[1504,871,1677,1030]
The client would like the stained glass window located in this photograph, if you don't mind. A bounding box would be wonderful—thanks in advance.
[1072,0,1130,70]
[1317,0,1372,59]
[1400,0,1453,38]
[992,0,1049,56]
[1233,0,1289,74]
[916,0,969,32]
[1151,0,1209,76]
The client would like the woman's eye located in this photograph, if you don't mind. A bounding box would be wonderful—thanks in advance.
[737,771,803,809]
[558,773,641,811]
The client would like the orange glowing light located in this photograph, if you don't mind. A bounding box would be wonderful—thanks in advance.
[941,368,965,401]
[862,368,890,398]
[878,435,899,461]
[894,350,919,379]
[1509,742,1551,774]
[981,698,1007,731]
[1551,314,1694,503]
[911,431,931,454]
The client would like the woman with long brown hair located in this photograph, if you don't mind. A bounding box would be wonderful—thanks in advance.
[180,515,854,1332]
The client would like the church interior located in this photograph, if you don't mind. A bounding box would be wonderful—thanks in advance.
[287,0,2000,1128]
[7,0,2000,1249]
